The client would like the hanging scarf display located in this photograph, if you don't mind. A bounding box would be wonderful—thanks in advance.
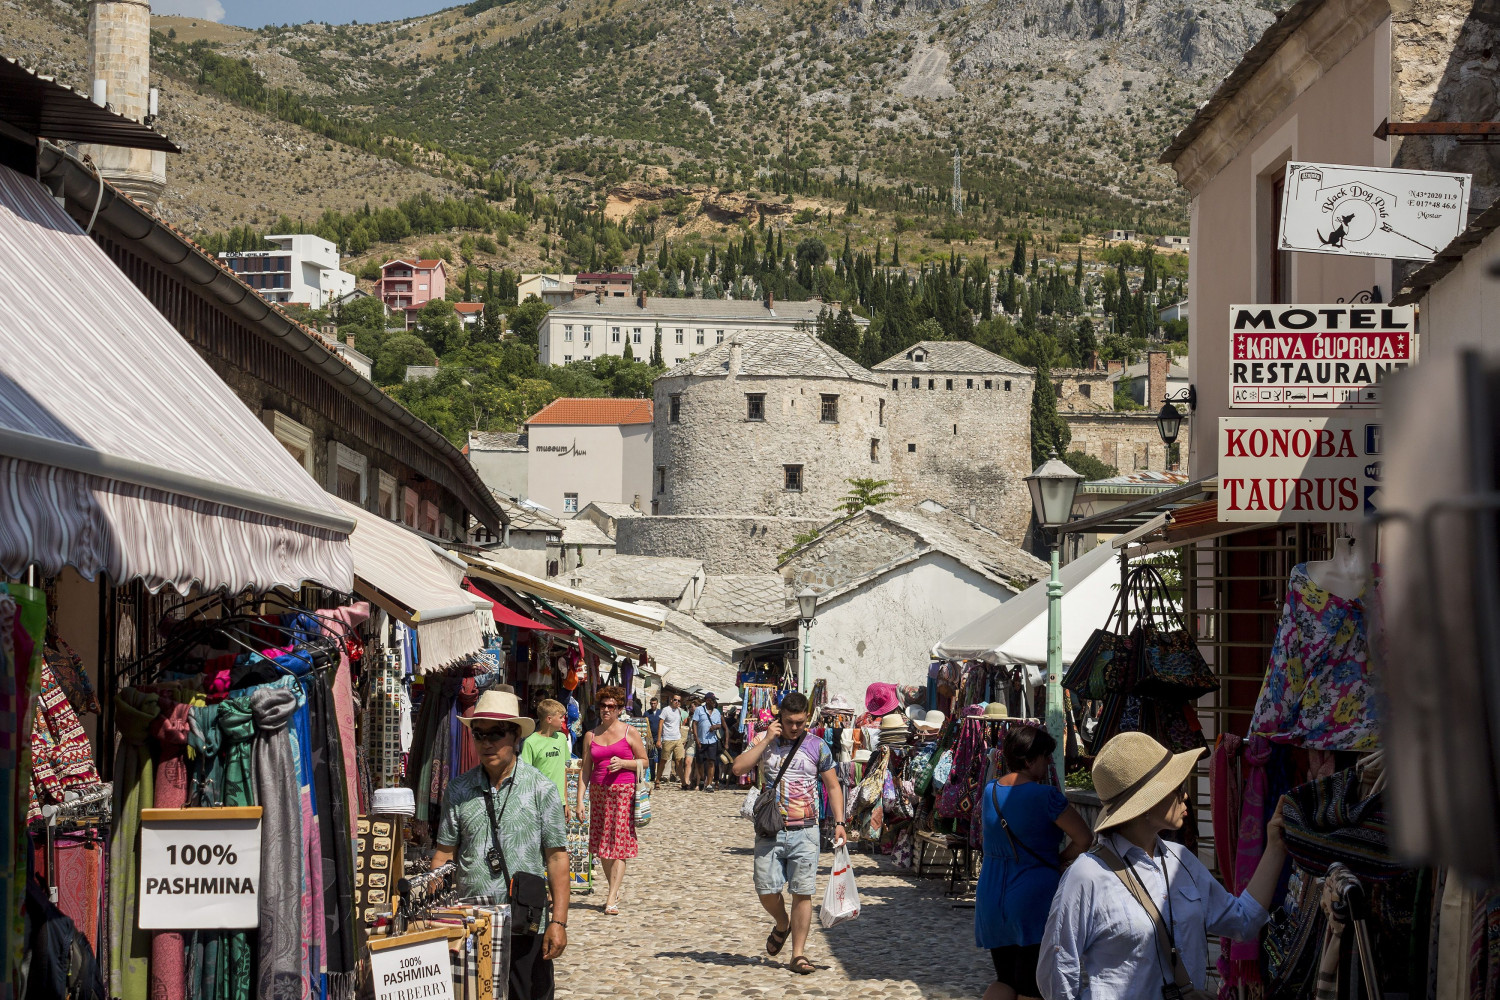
[28,657,101,816]
[251,685,305,1000]
[110,687,159,1000]
[217,697,255,1000]
[188,704,224,1000]
[0,594,21,1000]
[151,698,193,1000]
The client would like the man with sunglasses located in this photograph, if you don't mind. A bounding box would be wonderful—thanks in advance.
[433,687,570,1000]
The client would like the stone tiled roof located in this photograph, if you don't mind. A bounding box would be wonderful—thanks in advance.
[468,430,525,451]
[875,507,1048,587]
[564,602,737,692]
[581,501,643,521]
[561,519,616,548]
[491,492,562,532]
[1110,360,1191,383]
[872,340,1033,376]
[692,575,789,625]
[661,328,883,384]
[569,554,703,602]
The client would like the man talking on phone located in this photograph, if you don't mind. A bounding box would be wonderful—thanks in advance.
[730,691,846,976]
[433,686,570,1000]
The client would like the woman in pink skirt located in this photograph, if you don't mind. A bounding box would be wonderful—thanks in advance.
[577,684,648,915]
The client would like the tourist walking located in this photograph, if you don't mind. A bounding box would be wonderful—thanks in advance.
[658,693,686,785]
[691,693,727,792]
[522,698,574,819]
[730,692,846,976]
[432,687,569,1000]
[975,728,1093,1000]
[577,685,648,915]
[645,697,662,782]
[1038,732,1288,1000]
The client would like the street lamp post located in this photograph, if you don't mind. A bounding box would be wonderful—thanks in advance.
[796,587,819,693]
[1025,451,1084,783]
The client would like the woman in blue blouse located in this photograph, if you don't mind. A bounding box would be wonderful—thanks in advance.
[976,727,1094,1000]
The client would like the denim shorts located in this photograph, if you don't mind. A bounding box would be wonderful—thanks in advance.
[753,825,821,896]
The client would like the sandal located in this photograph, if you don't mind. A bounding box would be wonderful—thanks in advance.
[604,904,620,915]
[789,956,815,975]
[766,925,790,956]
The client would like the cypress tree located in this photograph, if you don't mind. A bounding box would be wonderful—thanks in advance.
[1011,235,1026,275]
[1074,248,1084,288]
[1030,362,1072,467]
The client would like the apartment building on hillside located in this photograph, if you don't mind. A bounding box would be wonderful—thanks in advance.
[217,234,355,307]
[377,258,447,313]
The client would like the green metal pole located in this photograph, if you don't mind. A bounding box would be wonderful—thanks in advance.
[1045,538,1066,784]
[801,621,811,692]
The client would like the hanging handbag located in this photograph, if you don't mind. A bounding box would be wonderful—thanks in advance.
[1063,577,1135,699]
[1131,566,1217,700]
[752,734,806,840]
[935,720,980,818]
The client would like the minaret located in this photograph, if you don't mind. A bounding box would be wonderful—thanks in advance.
[81,0,166,206]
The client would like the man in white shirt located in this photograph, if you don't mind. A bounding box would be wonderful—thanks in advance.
[657,693,686,785]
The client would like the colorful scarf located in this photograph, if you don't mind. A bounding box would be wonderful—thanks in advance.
[151,698,193,1000]
[1228,734,1272,981]
[251,685,306,1000]
[187,703,224,1000]
[217,697,256,1000]
[110,688,159,1000]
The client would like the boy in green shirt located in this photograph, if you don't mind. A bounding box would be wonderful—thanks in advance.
[522,698,574,819]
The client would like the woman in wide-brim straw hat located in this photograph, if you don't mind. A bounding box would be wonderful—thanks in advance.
[1036,732,1289,1000]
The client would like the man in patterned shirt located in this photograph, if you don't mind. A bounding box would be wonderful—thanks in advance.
[434,687,570,1000]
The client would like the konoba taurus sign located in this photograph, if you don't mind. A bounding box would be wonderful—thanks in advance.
[1218,417,1381,523]
[1229,304,1415,408]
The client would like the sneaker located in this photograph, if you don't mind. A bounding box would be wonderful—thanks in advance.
[706,784,717,793]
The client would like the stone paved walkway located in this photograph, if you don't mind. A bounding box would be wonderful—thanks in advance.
[555,783,992,998]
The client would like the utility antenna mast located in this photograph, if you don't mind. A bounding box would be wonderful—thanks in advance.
[952,149,963,216]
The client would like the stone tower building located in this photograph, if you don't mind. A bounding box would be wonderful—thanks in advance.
[875,341,1036,543]
[83,0,166,206]
[652,329,890,518]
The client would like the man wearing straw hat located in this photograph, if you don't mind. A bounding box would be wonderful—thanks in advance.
[433,686,571,1000]
[1037,732,1288,1000]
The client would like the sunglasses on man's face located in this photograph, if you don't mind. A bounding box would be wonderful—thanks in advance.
[472,725,519,744]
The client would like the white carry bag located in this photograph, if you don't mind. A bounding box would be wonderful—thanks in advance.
[740,788,758,822]
[820,843,860,928]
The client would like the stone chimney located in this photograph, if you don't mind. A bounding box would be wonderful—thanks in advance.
[764,290,774,310]
[727,335,742,380]
[637,289,647,309]
[82,0,166,207]
[345,334,356,347]
[1083,350,1100,371]
[1105,359,1125,376]
[1147,350,1171,409]
[595,289,602,304]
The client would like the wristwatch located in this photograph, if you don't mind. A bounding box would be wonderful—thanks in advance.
[548,919,567,929]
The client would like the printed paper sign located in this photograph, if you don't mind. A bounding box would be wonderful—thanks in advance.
[1229,304,1415,407]
[370,935,456,1000]
[139,809,262,929]
[1218,417,1382,522]
[1279,162,1470,261]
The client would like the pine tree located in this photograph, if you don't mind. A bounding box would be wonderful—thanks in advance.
[657,241,669,270]
[1011,235,1026,275]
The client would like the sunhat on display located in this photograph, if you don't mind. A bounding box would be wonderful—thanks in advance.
[917,709,946,732]
[854,748,874,763]
[905,705,926,722]
[460,686,536,739]
[1091,731,1205,832]
[878,712,912,745]
[865,682,900,717]
[979,701,1010,721]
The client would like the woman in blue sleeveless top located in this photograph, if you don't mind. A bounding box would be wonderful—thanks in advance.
[976,727,1094,1000]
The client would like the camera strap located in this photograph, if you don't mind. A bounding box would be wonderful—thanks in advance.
[1093,841,1190,990]
[482,778,517,888]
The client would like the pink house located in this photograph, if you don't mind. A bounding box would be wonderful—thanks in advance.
[377,258,447,313]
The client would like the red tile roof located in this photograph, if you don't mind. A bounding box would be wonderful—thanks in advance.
[576,272,634,282]
[526,397,653,426]
[382,258,447,271]
[454,302,484,313]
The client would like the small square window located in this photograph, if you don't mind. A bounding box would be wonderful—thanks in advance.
[891,378,899,389]
[675,329,685,344]
[946,379,953,390]
[1004,380,1012,391]
[633,328,643,344]
[563,493,579,513]
[820,394,839,423]
[716,330,726,344]
[1080,383,1092,398]
[907,443,917,453]
[985,379,993,389]
[910,377,920,389]
[967,378,974,389]
[696,330,705,345]
[563,325,574,341]
[583,325,593,342]
[583,355,591,361]
[747,393,766,421]
[669,394,681,423]
[612,327,622,342]
[878,399,885,426]
[563,354,573,362]
[928,379,935,390]
[656,466,666,493]
[784,465,804,491]
[870,439,880,461]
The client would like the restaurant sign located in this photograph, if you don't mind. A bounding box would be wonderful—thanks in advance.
[1218,417,1381,522]
[1229,304,1415,408]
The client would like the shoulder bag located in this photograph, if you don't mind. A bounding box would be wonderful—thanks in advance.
[988,782,1059,870]
[1092,841,1213,1000]
[483,782,550,935]
[752,734,807,840]
[1131,566,1217,700]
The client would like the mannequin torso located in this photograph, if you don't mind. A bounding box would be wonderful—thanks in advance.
[1305,536,1365,601]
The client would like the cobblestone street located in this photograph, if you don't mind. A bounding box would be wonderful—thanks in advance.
[556,783,992,998]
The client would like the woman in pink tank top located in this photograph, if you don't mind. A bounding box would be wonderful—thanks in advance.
[576,685,648,915]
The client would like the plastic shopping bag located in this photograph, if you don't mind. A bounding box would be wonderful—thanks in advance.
[740,788,758,822]
[820,844,860,928]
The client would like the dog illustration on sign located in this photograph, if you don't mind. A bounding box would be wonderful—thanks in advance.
[1318,213,1358,249]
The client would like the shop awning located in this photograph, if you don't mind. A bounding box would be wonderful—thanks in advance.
[526,595,619,660]
[463,581,571,635]
[933,541,1121,667]
[0,165,353,594]
[333,497,482,670]
[457,551,667,631]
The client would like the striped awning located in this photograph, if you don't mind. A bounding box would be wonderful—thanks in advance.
[458,551,667,631]
[333,497,483,671]
[0,165,353,593]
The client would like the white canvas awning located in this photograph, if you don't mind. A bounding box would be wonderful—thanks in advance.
[0,165,353,593]
[933,542,1120,667]
[332,498,482,670]
[459,551,667,631]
